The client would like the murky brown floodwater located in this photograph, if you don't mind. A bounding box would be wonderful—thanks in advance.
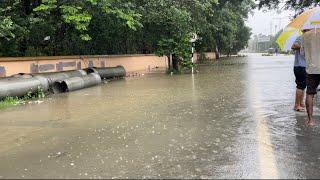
[1,54,320,179]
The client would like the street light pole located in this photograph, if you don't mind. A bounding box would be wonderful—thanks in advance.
[190,33,198,74]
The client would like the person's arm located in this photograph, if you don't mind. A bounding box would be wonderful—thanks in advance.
[291,42,301,50]
[292,37,302,50]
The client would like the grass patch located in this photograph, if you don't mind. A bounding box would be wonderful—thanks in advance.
[0,97,23,109]
[0,86,46,110]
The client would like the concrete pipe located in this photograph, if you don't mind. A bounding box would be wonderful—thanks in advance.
[85,66,126,79]
[0,76,49,99]
[52,73,101,93]
[11,73,33,78]
[34,70,87,86]
[0,73,33,81]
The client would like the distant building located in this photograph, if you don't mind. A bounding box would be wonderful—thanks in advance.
[248,34,273,53]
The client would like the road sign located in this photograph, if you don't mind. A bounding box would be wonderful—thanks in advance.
[257,36,271,42]
[190,33,198,43]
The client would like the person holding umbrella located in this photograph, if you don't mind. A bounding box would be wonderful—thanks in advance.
[277,7,320,125]
[291,34,306,112]
[303,28,320,126]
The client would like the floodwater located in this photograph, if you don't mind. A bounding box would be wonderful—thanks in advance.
[0,54,320,179]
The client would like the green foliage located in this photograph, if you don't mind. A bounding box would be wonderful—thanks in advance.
[0,17,16,40]
[181,60,195,70]
[257,0,320,10]
[0,0,253,70]
[0,97,21,109]
[197,0,253,55]
[0,86,46,110]
[23,86,46,99]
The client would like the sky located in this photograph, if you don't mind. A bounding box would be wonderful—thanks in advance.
[246,8,296,36]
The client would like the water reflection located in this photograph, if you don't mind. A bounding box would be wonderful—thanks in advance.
[0,55,320,178]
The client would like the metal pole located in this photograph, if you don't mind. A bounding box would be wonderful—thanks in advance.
[191,45,194,74]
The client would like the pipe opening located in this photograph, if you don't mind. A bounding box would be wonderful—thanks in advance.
[85,67,98,74]
[86,68,96,74]
[52,81,68,94]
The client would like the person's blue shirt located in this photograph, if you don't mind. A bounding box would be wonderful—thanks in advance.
[294,36,306,67]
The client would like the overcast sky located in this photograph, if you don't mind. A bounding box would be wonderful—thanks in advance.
[246,8,296,36]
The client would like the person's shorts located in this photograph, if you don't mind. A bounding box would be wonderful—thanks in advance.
[294,67,306,90]
[306,74,320,95]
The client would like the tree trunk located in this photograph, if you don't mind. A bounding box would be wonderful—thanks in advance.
[172,54,179,71]
[24,0,31,15]
[215,46,220,60]
[167,54,172,70]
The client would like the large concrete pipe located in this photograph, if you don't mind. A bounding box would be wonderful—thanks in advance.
[34,70,87,86]
[0,73,33,81]
[52,73,101,93]
[85,66,126,79]
[0,76,49,99]
[11,73,33,78]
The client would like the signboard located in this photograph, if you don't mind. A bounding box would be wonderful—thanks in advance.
[190,33,198,43]
[257,36,271,43]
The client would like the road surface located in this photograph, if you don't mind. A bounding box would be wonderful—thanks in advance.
[0,54,320,179]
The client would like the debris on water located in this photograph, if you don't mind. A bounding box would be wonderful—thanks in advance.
[192,155,197,159]
[28,100,44,104]
[48,151,67,159]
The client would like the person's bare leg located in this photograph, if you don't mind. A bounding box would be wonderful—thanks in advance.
[306,94,314,125]
[300,90,305,108]
[295,89,304,110]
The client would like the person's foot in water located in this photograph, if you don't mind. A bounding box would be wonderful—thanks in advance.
[294,106,305,112]
[307,119,314,126]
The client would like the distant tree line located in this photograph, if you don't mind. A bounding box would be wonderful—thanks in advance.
[0,0,253,70]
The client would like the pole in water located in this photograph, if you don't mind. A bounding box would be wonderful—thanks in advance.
[191,45,195,74]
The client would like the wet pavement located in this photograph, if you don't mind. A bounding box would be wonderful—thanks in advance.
[0,54,320,179]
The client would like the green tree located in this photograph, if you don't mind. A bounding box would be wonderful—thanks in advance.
[197,0,253,55]
[0,0,253,71]
[0,0,142,56]
[257,0,320,10]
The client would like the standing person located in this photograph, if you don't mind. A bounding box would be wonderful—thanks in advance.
[292,35,306,112]
[275,47,279,56]
[303,29,320,125]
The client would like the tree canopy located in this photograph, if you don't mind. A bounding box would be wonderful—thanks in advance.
[257,0,320,10]
[0,0,252,65]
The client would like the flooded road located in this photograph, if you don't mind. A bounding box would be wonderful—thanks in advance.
[0,54,320,178]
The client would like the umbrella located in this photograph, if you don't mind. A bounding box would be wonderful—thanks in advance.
[276,7,320,51]
[276,28,302,51]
